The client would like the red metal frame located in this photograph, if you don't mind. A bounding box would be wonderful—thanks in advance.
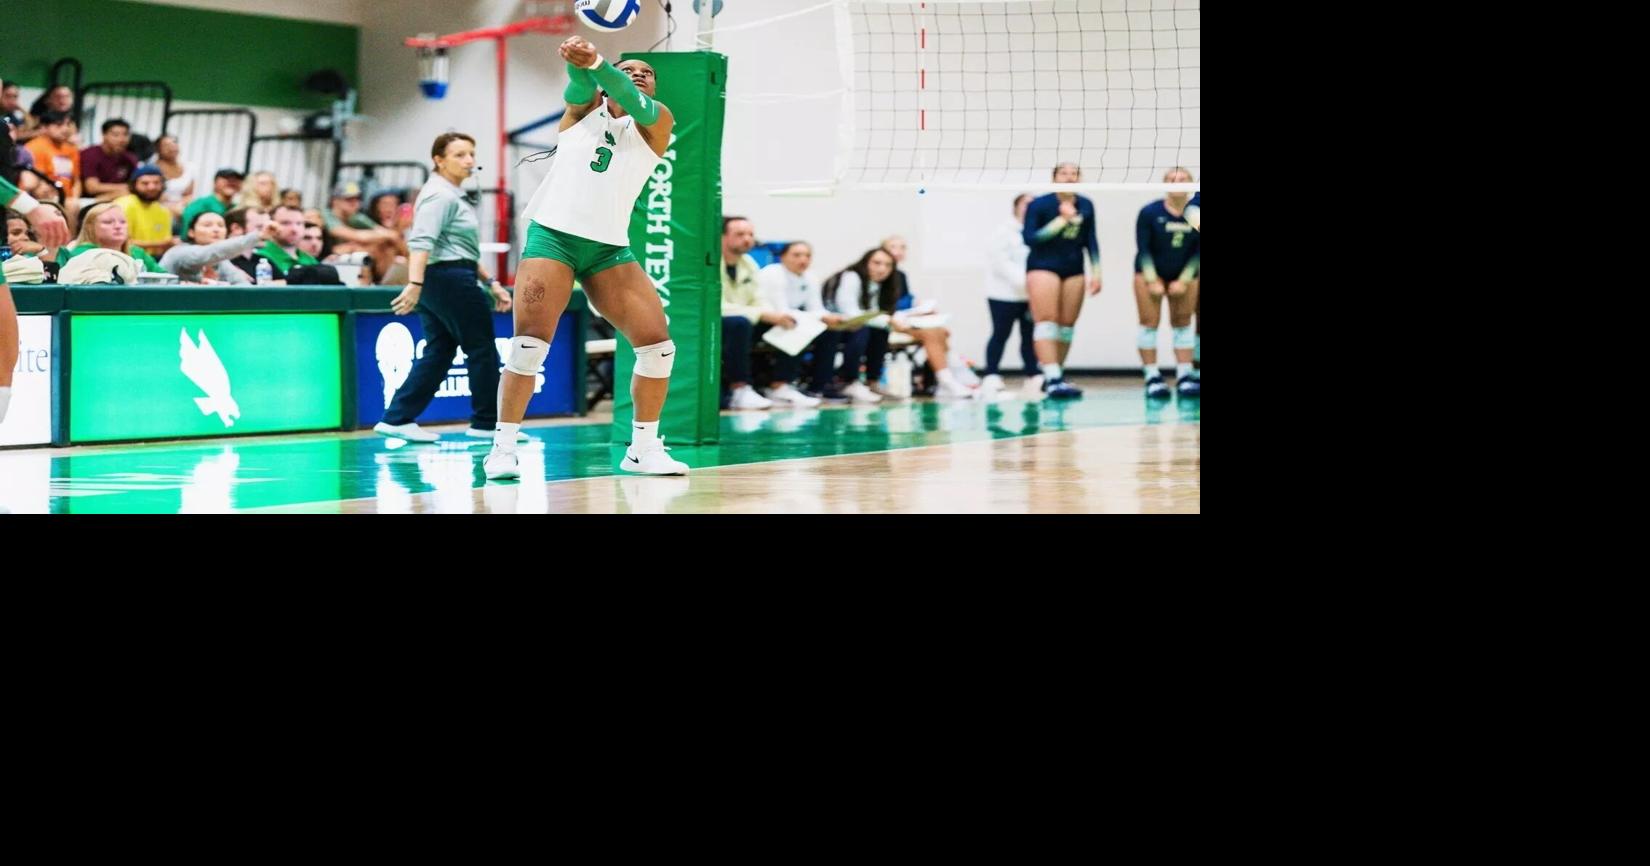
[405,16,574,284]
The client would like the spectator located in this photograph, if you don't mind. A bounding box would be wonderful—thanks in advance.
[223,206,272,280]
[323,180,405,282]
[0,89,29,189]
[257,204,319,278]
[3,209,48,284]
[5,209,40,255]
[237,170,278,211]
[147,134,194,218]
[58,201,166,274]
[718,215,783,410]
[279,187,303,210]
[25,85,74,121]
[981,193,1040,398]
[299,222,325,259]
[15,85,74,145]
[753,241,829,406]
[1,81,23,129]
[80,118,139,203]
[23,111,79,199]
[235,169,277,210]
[368,190,409,232]
[179,168,244,234]
[4,200,69,284]
[114,165,177,259]
[160,209,280,284]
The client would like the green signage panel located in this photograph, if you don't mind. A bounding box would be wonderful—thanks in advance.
[70,314,342,442]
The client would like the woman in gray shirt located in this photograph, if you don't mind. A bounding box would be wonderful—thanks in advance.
[159,210,279,284]
[376,131,516,443]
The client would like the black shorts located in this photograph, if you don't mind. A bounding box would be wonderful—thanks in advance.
[1026,258,1085,280]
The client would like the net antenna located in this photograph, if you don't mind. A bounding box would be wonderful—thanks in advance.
[404,5,576,282]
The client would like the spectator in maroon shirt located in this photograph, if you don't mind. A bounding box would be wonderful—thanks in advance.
[80,118,139,203]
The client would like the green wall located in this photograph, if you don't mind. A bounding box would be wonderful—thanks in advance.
[3,0,359,110]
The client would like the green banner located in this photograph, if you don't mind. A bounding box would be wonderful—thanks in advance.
[70,314,342,442]
[612,51,727,446]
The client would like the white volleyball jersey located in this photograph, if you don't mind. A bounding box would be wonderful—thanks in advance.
[527,108,662,247]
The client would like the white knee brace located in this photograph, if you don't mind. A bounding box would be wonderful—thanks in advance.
[1172,326,1196,350]
[1057,325,1075,344]
[1033,320,1061,341]
[1137,326,1158,350]
[634,339,676,379]
[504,335,549,376]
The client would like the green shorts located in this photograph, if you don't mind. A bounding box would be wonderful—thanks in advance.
[522,221,636,279]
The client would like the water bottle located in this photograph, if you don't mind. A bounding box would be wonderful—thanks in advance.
[255,258,273,284]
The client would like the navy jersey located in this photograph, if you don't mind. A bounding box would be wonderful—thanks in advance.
[1023,193,1098,273]
[1134,200,1200,283]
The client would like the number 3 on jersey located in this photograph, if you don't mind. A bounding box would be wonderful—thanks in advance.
[590,130,617,173]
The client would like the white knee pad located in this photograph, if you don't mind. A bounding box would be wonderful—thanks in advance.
[1137,326,1159,350]
[1057,325,1075,344]
[634,339,676,379]
[1033,320,1061,341]
[1173,326,1196,350]
[0,386,10,425]
[504,335,549,376]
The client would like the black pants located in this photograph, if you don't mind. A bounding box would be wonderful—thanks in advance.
[383,260,501,428]
[837,326,890,384]
[722,316,804,387]
[985,299,1038,375]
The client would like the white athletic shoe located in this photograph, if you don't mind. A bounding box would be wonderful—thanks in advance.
[729,385,774,410]
[621,437,690,475]
[483,447,520,480]
[466,427,530,442]
[979,375,1005,401]
[936,379,978,400]
[843,381,883,404]
[375,421,439,442]
[764,383,823,408]
[1022,375,1045,398]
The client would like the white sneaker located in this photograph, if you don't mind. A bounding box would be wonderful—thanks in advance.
[979,375,1010,402]
[936,379,977,400]
[764,383,823,407]
[621,437,689,475]
[467,427,530,442]
[843,381,883,404]
[375,421,439,442]
[1022,374,1045,397]
[483,447,520,480]
[729,385,774,410]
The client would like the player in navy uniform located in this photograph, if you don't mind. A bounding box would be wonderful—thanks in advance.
[1133,167,1200,398]
[1022,162,1100,400]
